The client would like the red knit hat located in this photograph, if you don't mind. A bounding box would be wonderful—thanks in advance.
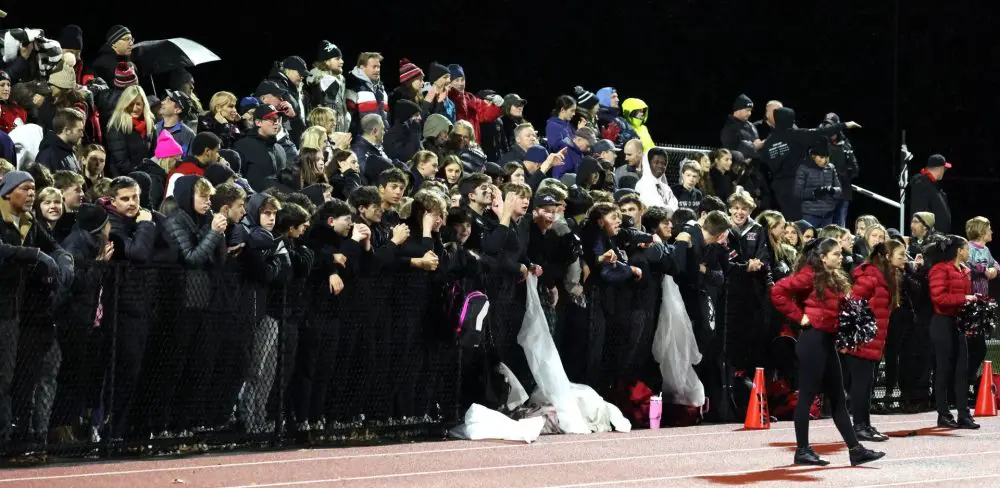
[399,58,423,84]
[114,62,138,88]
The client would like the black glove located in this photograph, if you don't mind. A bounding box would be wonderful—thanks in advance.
[35,250,59,281]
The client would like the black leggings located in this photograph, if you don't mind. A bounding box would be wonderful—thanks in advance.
[929,314,970,419]
[795,328,859,449]
[840,354,877,427]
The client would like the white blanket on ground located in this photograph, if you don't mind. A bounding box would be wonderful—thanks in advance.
[652,275,705,407]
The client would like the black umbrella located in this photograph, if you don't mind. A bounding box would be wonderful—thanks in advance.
[132,37,220,76]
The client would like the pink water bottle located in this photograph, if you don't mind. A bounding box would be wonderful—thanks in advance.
[649,394,663,429]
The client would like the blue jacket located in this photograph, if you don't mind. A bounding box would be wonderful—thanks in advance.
[545,117,574,152]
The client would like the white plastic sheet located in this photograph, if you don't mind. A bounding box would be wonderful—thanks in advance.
[517,275,591,434]
[652,275,706,407]
[449,404,545,443]
[496,362,529,411]
[517,275,632,434]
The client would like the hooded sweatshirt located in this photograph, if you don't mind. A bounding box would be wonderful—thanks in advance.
[762,107,846,181]
[36,131,82,173]
[383,99,423,162]
[634,150,679,215]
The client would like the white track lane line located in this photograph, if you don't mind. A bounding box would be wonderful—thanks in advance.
[0,417,946,483]
[214,433,1000,488]
[544,448,1000,488]
[856,473,1000,487]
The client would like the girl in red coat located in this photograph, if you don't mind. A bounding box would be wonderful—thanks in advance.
[841,240,906,442]
[927,235,980,429]
[772,238,884,467]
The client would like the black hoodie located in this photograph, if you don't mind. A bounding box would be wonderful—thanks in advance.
[762,107,846,181]
[36,131,82,173]
[384,100,423,163]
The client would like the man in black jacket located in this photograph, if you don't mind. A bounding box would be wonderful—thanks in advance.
[908,154,952,233]
[91,25,134,87]
[234,105,287,192]
[0,171,70,443]
[720,94,762,160]
[96,176,160,437]
[35,108,85,173]
[266,56,308,145]
[820,113,860,227]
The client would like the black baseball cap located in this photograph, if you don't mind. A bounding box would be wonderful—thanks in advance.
[927,154,952,169]
[281,56,308,77]
[253,104,281,121]
[533,194,561,208]
[163,89,191,115]
[254,80,289,101]
[504,93,527,107]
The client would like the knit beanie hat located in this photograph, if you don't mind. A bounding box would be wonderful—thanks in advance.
[48,53,77,90]
[154,131,183,159]
[0,170,33,197]
[114,62,138,89]
[574,86,598,110]
[399,58,424,84]
[316,40,343,62]
[427,62,449,84]
[77,203,109,234]
[448,64,465,80]
[57,25,84,51]
[733,93,754,111]
[106,25,131,45]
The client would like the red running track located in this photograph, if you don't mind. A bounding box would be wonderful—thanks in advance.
[2,412,998,487]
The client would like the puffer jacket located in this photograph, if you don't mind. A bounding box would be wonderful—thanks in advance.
[794,160,841,216]
[928,261,970,317]
[162,175,226,269]
[771,265,845,334]
[846,263,892,360]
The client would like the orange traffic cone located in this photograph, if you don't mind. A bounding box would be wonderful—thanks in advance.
[744,367,770,430]
[975,361,997,417]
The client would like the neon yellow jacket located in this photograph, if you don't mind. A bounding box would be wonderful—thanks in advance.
[621,98,654,152]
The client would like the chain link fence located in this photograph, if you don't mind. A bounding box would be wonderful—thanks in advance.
[1,239,996,463]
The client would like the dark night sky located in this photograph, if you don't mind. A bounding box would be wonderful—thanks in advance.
[5,0,998,235]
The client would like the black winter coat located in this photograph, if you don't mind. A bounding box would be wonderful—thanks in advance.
[909,171,952,233]
[720,114,759,160]
[234,133,288,193]
[794,161,842,216]
[106,126,151,176]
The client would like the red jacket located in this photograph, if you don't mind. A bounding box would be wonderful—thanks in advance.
[928,261,971,316]
[846,264,892,360]
[0,102,27,133]
[771,266,845,334]
[448,90,502,143]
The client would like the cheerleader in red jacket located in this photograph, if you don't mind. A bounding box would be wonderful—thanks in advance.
[927,235,980,429]
[772,238,884,466]
[841,240,907,442]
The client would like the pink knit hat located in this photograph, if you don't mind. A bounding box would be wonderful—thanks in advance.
[154,131,183,159]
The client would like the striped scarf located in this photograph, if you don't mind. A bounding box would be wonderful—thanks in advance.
[2,28,64,77]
